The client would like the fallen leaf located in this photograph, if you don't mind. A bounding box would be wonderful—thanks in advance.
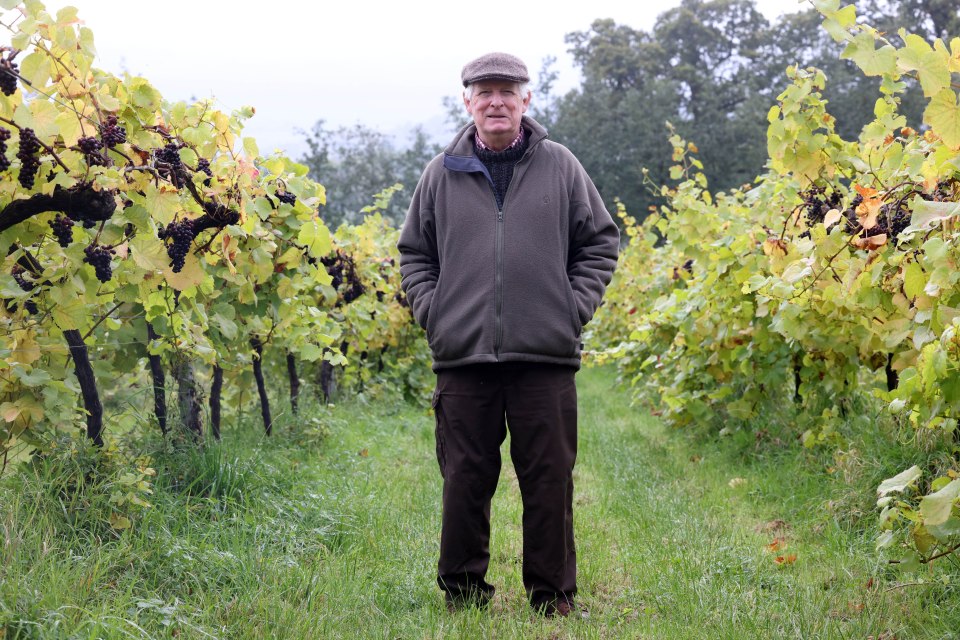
[774,553,797,565]
[766,537,787,552]
[358,448,369,457]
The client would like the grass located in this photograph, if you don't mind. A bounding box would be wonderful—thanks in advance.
[1,367,959,639]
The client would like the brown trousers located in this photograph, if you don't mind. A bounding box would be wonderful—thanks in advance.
[432,362,578,606]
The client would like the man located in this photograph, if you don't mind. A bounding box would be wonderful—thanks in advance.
[397,52,619,617]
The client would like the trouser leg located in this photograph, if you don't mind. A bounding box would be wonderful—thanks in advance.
[503,364,579,605]
[434,365,506,597]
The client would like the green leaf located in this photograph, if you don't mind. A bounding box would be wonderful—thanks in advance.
[841,31,897,77]
[143,185,180,226]
[924,89,960,149]
[299,344,324,362]
[18,51,50,89]
[920,478,960,527]
[906,196,960,234]
[178,147,198,169]
[243,137,259,159]
[55,111,82,147]
[52,297,87,331]
[877,465,922,497]
[897,33,951,97]
[212,313,238,340]
[29,99,60,141]
[903,262,926,299]
[297,217,332,258]
[130,233,171,272]
[921,237,948,263]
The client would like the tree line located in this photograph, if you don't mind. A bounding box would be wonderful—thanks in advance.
[300,0,957,227]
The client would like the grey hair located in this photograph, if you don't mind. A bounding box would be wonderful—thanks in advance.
[463,82,530,100]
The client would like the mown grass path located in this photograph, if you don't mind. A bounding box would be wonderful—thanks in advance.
[242,366,956,639]
[3,366,959,639]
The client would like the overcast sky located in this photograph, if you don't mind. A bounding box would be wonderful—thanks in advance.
[11,0,808,158]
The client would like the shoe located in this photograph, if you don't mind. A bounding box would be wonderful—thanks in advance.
[538,598,589,619]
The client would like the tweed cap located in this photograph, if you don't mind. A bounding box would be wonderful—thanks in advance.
[461,52,529,87]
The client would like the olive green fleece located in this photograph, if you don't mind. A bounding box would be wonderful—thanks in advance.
[398,116,620,371]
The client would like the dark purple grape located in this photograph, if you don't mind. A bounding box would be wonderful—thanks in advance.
[83,244,115,283]
[99,116,126,147]
[0,59,18,96]
[276,191,296,205]
[16,128,41,190]
[160,219,195,272]
[0,127,9,172]
[49,214,75,248]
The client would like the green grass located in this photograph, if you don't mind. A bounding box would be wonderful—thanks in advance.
[2,367,959,639]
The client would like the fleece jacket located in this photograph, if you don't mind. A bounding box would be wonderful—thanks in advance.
[397,115,620,371]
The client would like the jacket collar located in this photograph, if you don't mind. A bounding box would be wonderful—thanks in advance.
[444,115,548,159]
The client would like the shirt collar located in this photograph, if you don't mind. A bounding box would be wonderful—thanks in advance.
[474,127,525,152]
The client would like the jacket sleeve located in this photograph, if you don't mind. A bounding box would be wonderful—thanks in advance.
[566,157,620,328]
[397,170,439,330]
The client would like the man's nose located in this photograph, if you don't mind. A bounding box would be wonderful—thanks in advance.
[490,92,505,107]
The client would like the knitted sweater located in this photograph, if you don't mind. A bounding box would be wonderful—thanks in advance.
[474,136,529,209]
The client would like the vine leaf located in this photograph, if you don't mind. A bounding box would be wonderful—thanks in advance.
[877,465,922,497]
[923,89,960,149]
[920,478,960,526]
[896,33,951,98]
[841,31,897,77]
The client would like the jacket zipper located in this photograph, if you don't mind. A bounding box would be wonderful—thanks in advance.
[495,205,503,359]
[482,147,533,360]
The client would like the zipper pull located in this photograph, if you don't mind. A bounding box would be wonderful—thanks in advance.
[498,210,503,221]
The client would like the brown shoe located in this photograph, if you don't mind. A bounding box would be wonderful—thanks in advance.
[539,598,588,619]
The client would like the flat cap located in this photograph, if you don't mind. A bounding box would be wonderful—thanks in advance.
[461,52,529,87]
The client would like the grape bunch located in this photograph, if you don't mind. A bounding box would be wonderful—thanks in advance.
[49,214,75,248]
[276,190,296,206]
[16,128,41,190]
[0,58,18,96]
[77,135,106,167]
[99,115,126,147]
[196,157,213,185]
[158,219,195,273]
[0,127,10,172]
[11,264,33,292]
[800,186,843,227]
[83,244,115,283]
[10,265,38,315]
[156,142,182,169]
[320,250,365,306]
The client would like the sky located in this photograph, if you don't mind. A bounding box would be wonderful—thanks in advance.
[8,0,809,159]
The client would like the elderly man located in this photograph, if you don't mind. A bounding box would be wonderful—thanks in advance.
[398,52,619,617]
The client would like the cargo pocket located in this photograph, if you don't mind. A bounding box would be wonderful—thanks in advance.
[432,388,447,479]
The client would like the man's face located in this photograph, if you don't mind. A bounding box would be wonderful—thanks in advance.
[463,80,531,147]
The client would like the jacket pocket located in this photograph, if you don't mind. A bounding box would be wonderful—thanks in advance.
[425,274,444,337]
[563,277,583,336]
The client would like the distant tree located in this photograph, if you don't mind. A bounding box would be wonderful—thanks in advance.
[546,0,930,222]
[299,122,440,227]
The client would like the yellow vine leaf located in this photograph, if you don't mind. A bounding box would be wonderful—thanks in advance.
[896,33,952,98]
[923,89,960,150]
